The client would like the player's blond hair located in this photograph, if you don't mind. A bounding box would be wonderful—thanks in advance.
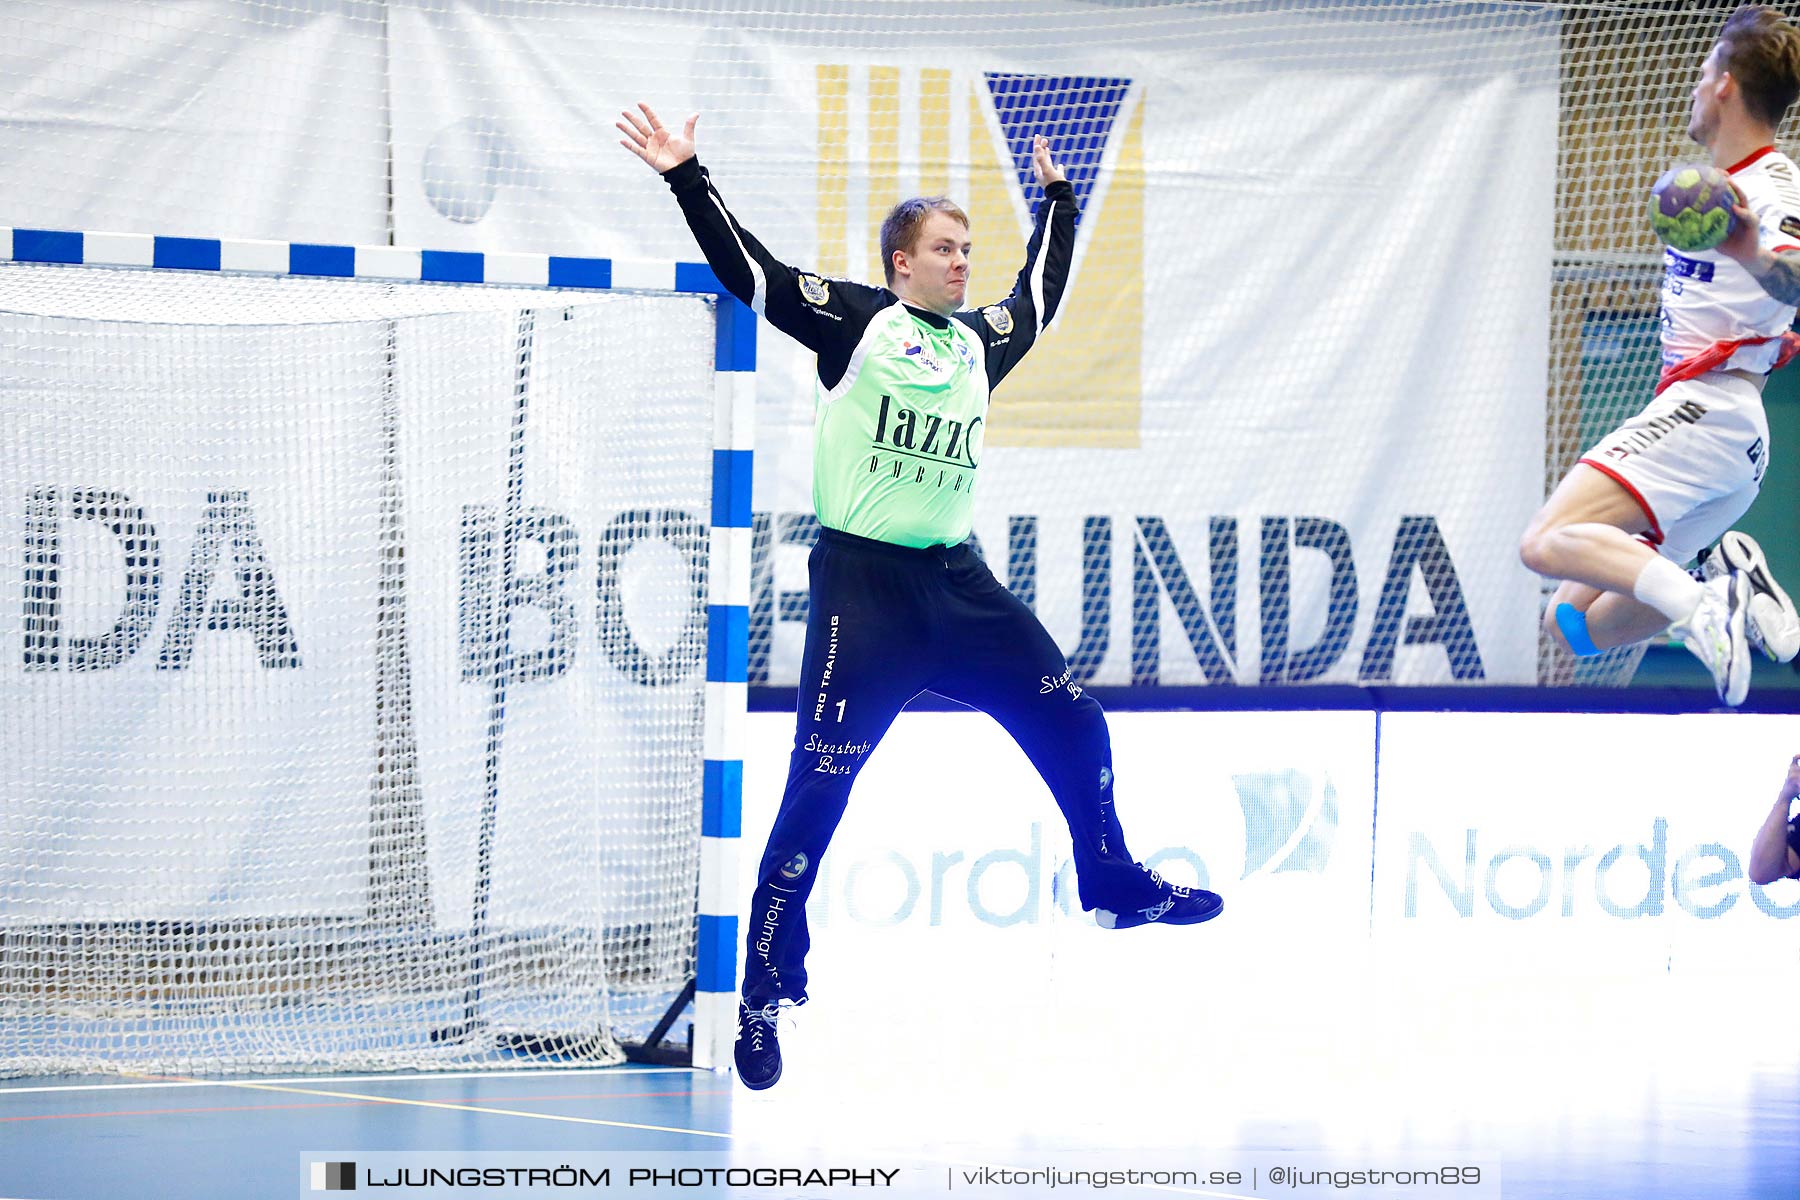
[879,197,970,286]
[1719,5,1800,126]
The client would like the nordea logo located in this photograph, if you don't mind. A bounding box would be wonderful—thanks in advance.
[1405,818,1800,921]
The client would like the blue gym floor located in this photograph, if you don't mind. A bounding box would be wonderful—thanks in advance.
[3,969,1797,1199]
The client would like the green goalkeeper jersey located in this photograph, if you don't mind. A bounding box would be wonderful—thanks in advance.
[810,302,991,546]
[662,156,1078,547]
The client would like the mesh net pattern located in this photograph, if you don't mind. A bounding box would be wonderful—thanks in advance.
[0,264,715,1074]
[2,2,1748,691]
[0,0,1774,1071]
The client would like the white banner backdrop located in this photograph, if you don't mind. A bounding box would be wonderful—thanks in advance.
[0,293,716,932]
[0,319,387,920]
[1373,711,1800,975]
[2,3,1558,690]
[0,1,388,245]
[397,297,717,933]
[387,4,1555,686]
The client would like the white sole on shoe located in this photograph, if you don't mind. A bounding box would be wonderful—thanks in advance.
[1718,531,1800,663]
[1723,571,1751,707]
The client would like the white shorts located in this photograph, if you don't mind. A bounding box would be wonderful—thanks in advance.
[1579,372,1769,565]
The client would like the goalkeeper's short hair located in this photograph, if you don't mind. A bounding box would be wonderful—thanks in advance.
[879,196,970,286]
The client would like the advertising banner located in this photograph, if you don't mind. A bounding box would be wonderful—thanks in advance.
[1373,711,1800,975]
[739,709,1378,1006]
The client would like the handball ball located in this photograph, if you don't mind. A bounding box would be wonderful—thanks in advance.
[1649,164,1739,252]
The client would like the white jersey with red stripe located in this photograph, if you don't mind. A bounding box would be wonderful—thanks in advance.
[1660,145,1800,375]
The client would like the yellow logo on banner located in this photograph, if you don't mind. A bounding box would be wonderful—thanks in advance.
[816,66,1143,448]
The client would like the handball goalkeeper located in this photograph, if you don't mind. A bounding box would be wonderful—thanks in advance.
[621,102,1222,1092]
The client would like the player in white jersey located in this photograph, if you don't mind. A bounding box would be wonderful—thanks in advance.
[1520,5,1800,705]
[1660,145,1800,374]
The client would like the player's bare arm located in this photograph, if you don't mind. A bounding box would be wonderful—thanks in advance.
[1748,754,1800,885]
[1718,191,1800,305]
[1745,247,1800,305]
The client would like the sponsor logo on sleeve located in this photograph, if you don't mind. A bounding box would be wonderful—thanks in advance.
[799,274,831,306]
[982,305,1014,335]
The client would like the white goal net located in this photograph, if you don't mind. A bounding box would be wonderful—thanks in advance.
[0,0,1777,1073]
[0,262,718,1074]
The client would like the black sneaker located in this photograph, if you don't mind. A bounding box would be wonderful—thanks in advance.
[1095,870,1223,929]
[734,1001,783,1090]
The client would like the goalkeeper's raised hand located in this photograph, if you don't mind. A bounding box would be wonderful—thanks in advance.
[618,103,697,174]
[1032,134,1066,187]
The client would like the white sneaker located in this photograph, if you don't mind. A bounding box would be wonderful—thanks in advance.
[1702,531,1800,663]
[1671,571,1751,706]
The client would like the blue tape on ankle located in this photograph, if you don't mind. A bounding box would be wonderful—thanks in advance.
[1555,602,1601,657]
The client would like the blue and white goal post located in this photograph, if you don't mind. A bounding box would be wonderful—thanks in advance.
[0,227,750,1076]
